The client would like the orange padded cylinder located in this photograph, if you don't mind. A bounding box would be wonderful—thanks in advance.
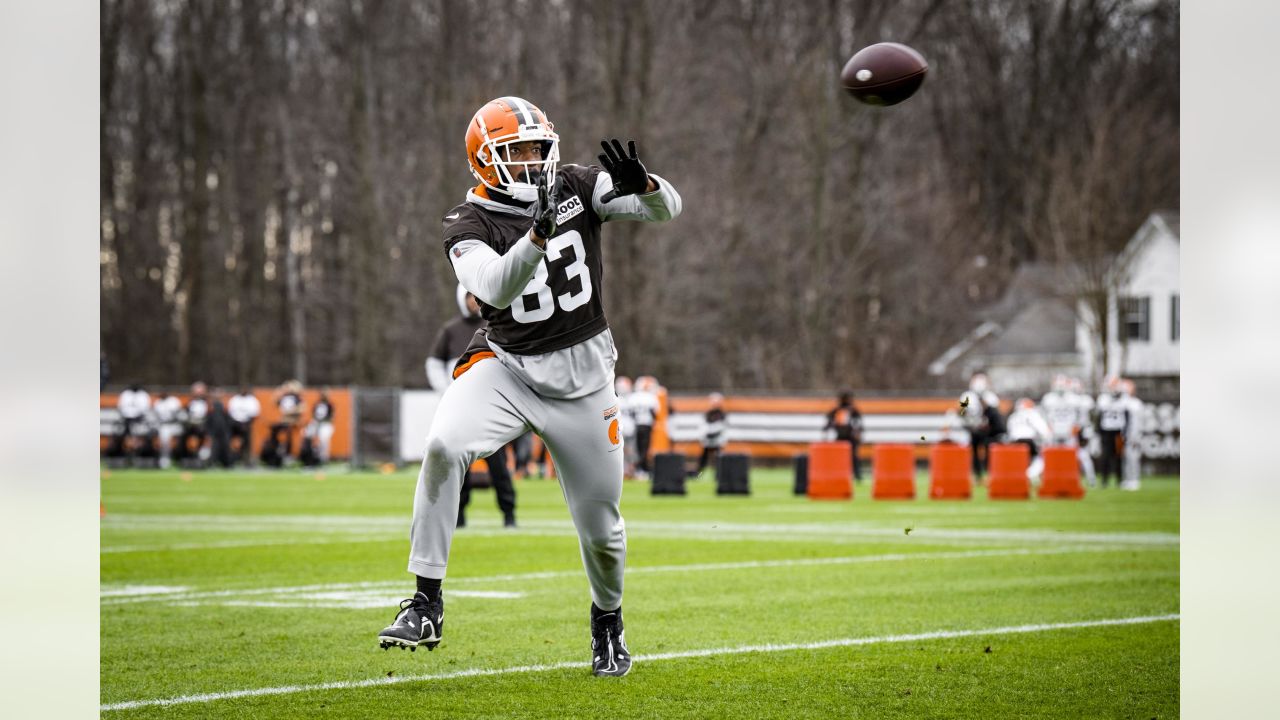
[928,444,972,499]
[1038,446,1084,499]
[987,443,1030,499]
[807,442,853,500]
[872,444,916,499]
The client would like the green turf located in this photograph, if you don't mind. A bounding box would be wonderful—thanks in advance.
[101,468,1179,718]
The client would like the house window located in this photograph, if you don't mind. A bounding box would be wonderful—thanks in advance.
[1121,296,1150,342]
[1171,294,1179,342]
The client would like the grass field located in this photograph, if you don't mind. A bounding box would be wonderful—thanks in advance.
[101,466,1179,718]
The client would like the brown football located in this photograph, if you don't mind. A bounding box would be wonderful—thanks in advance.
[841,42,928,106]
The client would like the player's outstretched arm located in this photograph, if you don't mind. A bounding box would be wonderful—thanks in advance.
[592,138,682,223]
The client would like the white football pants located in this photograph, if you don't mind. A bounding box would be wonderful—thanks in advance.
[407,357,627,611]
[1123,438,1142,488]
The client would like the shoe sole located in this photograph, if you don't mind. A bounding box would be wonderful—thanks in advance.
[378,631,441,652]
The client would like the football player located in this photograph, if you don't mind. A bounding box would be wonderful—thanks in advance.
[1005,397,1052,483]
[824,390,864,481]
[1120,378,1144,491]
[960,372,1000,481]
[629,375,662,478]
[1042,375,1097,487]
[1095,376,1129,488]
[378,97,682,678]
[694,392,728,477]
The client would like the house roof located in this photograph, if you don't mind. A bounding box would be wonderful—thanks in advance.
[978,262,1080,327]
[1152,210,1179,239]
[1113,210,1180,284]
[983,298,1078,356]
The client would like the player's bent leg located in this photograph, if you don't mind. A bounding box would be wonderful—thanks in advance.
[408,359,532,578]
[381,359,533,651]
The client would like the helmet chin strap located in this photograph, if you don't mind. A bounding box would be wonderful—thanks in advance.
[483,182,534,209]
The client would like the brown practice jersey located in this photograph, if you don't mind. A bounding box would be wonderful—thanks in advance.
[442,163,607,356]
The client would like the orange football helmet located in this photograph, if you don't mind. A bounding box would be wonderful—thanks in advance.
[465,96,560,202]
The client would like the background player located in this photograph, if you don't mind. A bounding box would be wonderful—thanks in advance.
[693,392,727,477]
[1005,397,1052,483]
[1095,376,1129,488]
[824,389,864,481]
[1120,378,1144,491]
[1042,375,1097,487]
[378,97,682,678]
[629,376,661,479]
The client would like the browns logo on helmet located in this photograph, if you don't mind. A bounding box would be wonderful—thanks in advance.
[465,96,560,203]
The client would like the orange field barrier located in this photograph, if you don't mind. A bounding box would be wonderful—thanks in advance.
[101,387,352,459]
[872,444,916,499]
[928,444,972,499]
[806,442,852,500]
[1038,446,1085,499]
[987,443,1030,499]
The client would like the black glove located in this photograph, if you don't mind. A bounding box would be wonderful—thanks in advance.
[598,139,651,203]
[532,173,558,240]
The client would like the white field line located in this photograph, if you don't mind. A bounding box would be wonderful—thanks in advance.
[101,515,1179,553]
[99,585,192,597]
[100,544,1159,606]
[100,613,1180,712]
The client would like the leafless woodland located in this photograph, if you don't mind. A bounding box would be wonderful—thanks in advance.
[100,0,1178,391]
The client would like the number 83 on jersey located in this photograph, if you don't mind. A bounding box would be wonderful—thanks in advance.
[511,230,593,324]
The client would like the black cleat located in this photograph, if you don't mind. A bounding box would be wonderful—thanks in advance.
[504,514,517,528]
[590,609,631,677]
[377,591,444,651]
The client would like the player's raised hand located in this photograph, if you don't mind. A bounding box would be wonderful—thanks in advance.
[531,172,558,244]
[598,139,651,202]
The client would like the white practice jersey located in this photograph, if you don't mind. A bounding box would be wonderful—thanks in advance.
[1070,391,1095,438]
[630,390,660,427]
[117,389,151,419]
[1040,390,1077,439]
[187,398,210,424]
[228,393,261,423]
[153,396,183,423]
[1006,407,1051,444]
[1095,392,1128,433]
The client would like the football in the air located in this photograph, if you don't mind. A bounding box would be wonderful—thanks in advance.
[840,42,928,106]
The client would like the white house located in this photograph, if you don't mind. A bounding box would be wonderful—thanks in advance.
[1080,211,1180,391]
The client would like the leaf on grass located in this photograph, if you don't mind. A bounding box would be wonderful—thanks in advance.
[386,670,395,677]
